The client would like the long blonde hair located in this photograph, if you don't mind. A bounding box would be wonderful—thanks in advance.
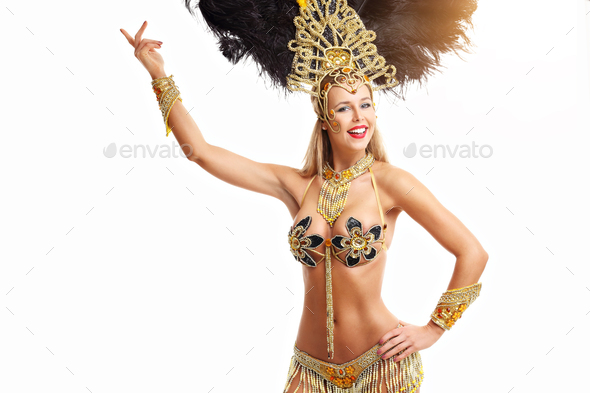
[296,75,390,178]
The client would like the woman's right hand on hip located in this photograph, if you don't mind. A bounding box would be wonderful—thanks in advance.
[120,21,166,79]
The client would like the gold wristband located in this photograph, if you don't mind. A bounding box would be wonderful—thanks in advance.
[151,74,183,137]
[430,282,482,331]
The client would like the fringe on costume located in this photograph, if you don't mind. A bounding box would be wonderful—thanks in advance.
[283,349,424,393]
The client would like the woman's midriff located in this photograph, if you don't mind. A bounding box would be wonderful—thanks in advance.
[294,257,399,364]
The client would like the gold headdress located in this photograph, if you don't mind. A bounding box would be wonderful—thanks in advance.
[190,0,478,103]
[287,0,399,133]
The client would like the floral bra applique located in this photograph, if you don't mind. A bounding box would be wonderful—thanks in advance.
[288,215,386,267]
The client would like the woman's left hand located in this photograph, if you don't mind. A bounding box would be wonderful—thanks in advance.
[375,319,445,362]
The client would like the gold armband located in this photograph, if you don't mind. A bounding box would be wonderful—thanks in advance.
[430,282,482,331]
[151,74,182,137]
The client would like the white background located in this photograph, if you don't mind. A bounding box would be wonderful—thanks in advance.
[1,0,589,392]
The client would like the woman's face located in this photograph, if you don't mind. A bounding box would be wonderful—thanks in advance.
[323,80,375,153]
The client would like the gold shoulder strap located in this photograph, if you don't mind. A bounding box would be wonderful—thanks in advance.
[368,167,387,250]
[300,174,317,206]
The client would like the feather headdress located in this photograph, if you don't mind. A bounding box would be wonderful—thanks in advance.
[185,0,478,101]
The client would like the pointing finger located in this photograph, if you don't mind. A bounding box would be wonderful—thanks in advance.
[134,21,148,48]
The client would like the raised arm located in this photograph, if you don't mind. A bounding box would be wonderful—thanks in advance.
[121,21,303,211]
[160,93,300,204]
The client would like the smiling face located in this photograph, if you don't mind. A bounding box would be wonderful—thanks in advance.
[321,79,376,154]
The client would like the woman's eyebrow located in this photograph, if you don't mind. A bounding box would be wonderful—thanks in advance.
[335,96,371,106]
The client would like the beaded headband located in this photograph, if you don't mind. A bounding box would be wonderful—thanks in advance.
[287,0,399,132]
[315,66,374,133]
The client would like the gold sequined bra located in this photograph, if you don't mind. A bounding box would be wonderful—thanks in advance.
[288,167,388,269]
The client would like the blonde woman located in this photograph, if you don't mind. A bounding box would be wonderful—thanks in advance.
[121,15,486,393]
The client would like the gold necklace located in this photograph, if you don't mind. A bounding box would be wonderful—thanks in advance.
[317,152,375,227]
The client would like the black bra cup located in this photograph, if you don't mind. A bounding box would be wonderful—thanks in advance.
[288,215,384,267]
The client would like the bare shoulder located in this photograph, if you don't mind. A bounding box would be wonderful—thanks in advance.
[372,161,425,212]
[373,161,419,191]
[374,161,415,182]
[272,163,311,188]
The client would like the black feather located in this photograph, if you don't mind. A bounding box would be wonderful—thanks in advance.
[184,0,477,101]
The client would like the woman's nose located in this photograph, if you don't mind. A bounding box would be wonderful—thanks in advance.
[353,107,364,121]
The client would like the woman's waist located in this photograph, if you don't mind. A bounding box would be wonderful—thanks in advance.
[295,308,399,363]
[301,292,389,319]
[298,305,397,335]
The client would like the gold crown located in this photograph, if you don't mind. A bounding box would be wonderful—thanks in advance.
[286,0,399,97]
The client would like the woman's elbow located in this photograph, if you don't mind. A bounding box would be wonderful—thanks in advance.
[478,247,489,262]
[473,248,489,274]
[460,245,488,266]
[473,247,488,266]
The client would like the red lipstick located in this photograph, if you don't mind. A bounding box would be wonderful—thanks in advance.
[347,126,368,139]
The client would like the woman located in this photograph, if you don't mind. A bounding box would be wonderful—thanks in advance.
[121,12,487,393]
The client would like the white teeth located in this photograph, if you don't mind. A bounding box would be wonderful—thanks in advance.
[348,127,367,134]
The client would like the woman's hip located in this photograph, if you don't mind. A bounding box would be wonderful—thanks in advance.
[283,323,425,393]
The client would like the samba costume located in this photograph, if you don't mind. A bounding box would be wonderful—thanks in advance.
[285,158,427,392]
[152,0,485,391]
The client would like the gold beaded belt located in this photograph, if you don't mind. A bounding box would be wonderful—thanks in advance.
[293,344,384,389]
[289,323,424,391]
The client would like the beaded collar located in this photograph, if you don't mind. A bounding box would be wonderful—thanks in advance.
[317,152,375,227]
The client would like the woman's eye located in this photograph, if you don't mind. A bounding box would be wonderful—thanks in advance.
[338,103,371,112]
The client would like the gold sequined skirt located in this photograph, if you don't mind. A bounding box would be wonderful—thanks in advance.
[283,325,424,393]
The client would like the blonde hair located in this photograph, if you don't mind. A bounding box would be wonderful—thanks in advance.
[296,75,390,178]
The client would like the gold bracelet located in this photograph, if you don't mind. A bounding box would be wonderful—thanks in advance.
[151,74,183,137]
[430,282,482,331]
